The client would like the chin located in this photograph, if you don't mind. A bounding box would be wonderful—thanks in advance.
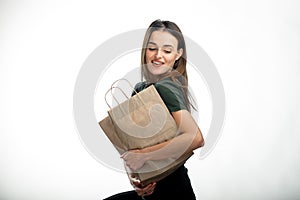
[147,67,170,76]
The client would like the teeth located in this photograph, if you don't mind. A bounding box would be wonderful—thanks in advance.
[153,61,162,65]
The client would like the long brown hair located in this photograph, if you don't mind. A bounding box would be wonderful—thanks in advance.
[140,19,195,111]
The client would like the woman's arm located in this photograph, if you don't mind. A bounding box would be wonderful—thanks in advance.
[121,109,204,171]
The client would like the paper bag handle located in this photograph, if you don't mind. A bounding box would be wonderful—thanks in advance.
[110,78,138,94]
[104,79,139,109]
[105,86,129,108]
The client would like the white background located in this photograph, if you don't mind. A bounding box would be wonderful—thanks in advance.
[1,0,300,199]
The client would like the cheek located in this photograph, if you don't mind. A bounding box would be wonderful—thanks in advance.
[146,49,155,57]
[165,54,177,64]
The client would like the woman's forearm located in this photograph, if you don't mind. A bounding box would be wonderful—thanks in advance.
[122,110,205,171]
[142,127,204,161]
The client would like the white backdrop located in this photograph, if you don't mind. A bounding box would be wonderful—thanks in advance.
[1,0,300,199]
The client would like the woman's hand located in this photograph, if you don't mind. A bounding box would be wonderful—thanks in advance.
[132,181,156,197]
[121,149,148,171]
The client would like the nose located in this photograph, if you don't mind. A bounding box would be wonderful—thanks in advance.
[155,48,162,58]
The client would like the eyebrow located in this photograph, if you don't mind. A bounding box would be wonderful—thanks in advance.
[148,42,174,48]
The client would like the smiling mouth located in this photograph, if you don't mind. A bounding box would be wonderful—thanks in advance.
[151,60,164,66]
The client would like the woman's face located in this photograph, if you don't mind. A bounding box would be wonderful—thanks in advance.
[146,30,183,77]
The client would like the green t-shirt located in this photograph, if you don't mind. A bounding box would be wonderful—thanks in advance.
[132,77,188,113]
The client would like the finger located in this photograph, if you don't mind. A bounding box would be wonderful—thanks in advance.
[146,183,156,193]
[146,185,156,194]
[141,187,155,197]
[150,182,156,188]
[131,179,142,188]
[136,183,152,192]
[134,182,155,190]
[145,182,156,190]
[136,187,149,196]
[141,184,155,194]
[136,187,155,196]
[120,151,128,158]
[144,190,154,196]
[135,183,152,194]
[132,180,141,188]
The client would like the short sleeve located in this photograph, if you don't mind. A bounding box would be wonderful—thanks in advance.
[154,78,188,112]
[131,82,147,97]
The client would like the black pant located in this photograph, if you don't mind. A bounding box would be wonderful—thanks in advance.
[103,165,196,200]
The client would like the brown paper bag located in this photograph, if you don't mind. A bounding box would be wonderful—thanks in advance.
[99,81,193,186]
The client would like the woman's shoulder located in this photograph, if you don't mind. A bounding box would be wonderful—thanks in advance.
[154,77,182,93]
[154,77,188,112]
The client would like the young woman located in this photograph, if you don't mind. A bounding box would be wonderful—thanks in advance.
[104,19,204,200]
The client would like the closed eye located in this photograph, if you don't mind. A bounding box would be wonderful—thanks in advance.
[148,47,157,51]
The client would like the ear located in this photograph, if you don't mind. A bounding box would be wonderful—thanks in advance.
[176,48,183,60]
